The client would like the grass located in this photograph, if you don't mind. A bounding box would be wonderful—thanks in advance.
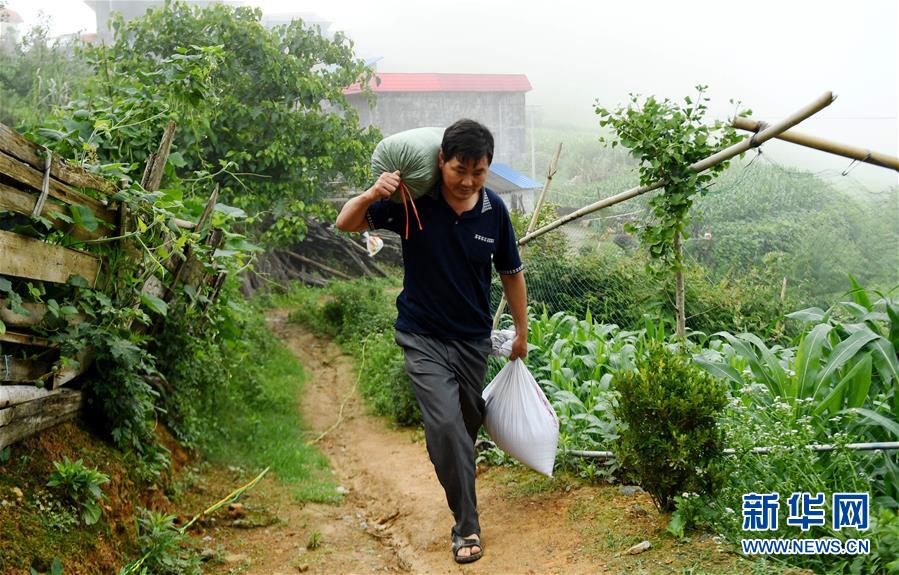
[200,337,342,504]
[562,486,800,575]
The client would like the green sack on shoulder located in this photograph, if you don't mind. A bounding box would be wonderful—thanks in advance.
[371,127,443,203]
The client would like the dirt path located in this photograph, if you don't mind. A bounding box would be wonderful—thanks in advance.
[188,311,753,575]
[263,310,607,575]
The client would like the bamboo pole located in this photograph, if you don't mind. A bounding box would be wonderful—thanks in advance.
[517,92,837,247]
[492,143,563,329]
[733,116,899,171]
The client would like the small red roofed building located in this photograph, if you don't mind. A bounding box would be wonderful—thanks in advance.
[344,72,532,167]
[0,7,23,50]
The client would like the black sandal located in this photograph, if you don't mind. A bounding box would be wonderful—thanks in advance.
[452,533,484,564]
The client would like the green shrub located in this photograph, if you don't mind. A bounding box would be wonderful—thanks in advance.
[285,278,422,426]
[498,247,798,343]
[356,331,420,426]
[613,342,727,511]
[46,458,109,526]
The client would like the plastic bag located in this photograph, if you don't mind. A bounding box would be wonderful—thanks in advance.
[362,231,384,257]
[482,359,560,476]
[489,329,516,358]
[370,127,443,203]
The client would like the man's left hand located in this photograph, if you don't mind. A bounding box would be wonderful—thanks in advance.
[509,333,528,360]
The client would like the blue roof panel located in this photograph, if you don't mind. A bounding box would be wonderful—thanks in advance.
[488,163,542,190]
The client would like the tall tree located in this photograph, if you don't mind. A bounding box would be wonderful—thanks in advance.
[37,0,379,244]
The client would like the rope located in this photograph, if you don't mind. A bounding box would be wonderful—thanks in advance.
[841,152,871,176]
[31,148,53,218]
[2,355,9,381]
[399,181,422,240]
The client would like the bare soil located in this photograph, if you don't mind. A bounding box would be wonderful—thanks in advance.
[186,311,770,575]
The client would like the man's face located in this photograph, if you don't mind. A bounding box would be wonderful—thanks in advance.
[438,152,489,204]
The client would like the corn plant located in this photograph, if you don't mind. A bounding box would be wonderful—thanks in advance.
[695,282,899,511]
[693,283,898,425]
[525,307,650,455]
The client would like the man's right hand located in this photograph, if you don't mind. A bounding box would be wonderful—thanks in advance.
[336,171,402,232]
[365,171,401,202]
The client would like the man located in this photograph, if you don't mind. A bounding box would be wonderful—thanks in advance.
[336,119,528,564]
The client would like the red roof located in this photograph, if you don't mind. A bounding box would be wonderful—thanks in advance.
[344,73,531,95]
[1,8,23,23]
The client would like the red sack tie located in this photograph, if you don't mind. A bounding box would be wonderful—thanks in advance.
[399,181,423,240]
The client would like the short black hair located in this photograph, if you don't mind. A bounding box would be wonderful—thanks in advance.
[441,119,494,166]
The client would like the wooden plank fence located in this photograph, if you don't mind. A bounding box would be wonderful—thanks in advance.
[0,120,226,449]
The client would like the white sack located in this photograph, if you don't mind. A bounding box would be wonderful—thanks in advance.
[482,359,560,476]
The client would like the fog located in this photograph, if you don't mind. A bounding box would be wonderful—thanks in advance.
[271,0,897,190]
[8,0,899,189]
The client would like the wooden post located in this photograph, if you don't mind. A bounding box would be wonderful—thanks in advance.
[674,234,685,339]
[141,121,176,192]
[162,186,219,302]
[126,122,177,332]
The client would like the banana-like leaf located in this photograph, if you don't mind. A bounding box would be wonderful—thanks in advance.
[845,354,874,408]
[848,274,872,311]
[812,330,879,400]
[786,307,827,323]
[869,337,899,388]
[848,407,899,439]
[795,324,833,399]
[840,301,870,320]
[693,355,744,388]
[886,299,899,352]
[814,354,872,416]
[861,312,889,324]
[714,331,784,397]
[740,332,789,397]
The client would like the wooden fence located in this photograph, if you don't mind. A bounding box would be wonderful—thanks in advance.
[0,121,225,450]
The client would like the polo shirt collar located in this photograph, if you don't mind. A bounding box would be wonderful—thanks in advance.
[481,189,492,213]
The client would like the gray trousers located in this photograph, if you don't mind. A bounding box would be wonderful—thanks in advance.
[395,330,492,537]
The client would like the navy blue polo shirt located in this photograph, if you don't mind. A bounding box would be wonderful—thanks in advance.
[366,186,523,340]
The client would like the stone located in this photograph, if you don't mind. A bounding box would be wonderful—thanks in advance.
[626,540,652,555]
[618,485,644,496]
[628,503,650,518]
